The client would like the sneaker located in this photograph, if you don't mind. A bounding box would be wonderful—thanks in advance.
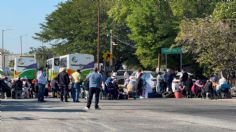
[139,96,144,99]
[95,107,101,110]
[84,106,90,111]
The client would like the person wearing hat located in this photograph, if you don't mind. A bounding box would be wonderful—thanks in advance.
[57,67,70,102]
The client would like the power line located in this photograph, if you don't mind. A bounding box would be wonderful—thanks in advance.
[112,35,135,48]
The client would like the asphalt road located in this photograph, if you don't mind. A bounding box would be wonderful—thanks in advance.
[0,98,236,132]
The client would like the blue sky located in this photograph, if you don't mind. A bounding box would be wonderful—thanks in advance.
[0,0,67,54]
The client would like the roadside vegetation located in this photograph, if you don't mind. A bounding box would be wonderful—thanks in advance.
[32,0,236,77]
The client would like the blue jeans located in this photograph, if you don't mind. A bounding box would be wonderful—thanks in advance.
[72,83,80,102]
[38,83,45,102]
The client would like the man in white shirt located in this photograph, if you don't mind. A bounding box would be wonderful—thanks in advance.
[37,67,47,102]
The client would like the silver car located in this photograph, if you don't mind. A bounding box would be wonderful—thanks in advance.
[116,70,133,84]
[131,71,157,89]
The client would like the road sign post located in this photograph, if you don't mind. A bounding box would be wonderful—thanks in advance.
[161,48,182,71]
[103,51,112,62]
[161,48,182,54]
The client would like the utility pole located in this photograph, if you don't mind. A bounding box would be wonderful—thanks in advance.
[1,29,10,68]
[157,52,161,72]
[20,34,27,56]
[20,36,23,56]
[110,30,113,67]
[1,30,4,69]
[96,0,100,70]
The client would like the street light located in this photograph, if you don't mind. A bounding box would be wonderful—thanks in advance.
[110,30,113,67]
[96,0,100,70]
[20,34,27,56]
[1,29,11,68]
[109,30,118,67]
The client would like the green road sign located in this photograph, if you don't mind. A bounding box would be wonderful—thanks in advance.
[161,48,182,54]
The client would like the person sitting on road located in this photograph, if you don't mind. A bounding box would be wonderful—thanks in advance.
[205,76,218,99]
[22,78,30,99]
[15,78,23,91]
[11,78,23,99]
[216,73,231,98]
[31,79,38,98]
[191,79,205,98]
[104,75,118,99]
[127,76,137,99]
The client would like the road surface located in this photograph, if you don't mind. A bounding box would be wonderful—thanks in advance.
[0,98,236,132]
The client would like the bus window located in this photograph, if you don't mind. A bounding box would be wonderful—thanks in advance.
[47,60,52,69]
[60,57,67,67]
[54,58,60,66]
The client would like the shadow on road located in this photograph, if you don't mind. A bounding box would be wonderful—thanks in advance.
[0,100,86,113]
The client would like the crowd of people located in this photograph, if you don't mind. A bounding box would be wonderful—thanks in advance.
[0,67,233,110]
[154,69,232,99]
[119,69,232,100]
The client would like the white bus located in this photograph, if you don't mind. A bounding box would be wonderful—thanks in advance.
[46,53,94,80]
[60,53,94,78]
[46,57,60,81]
[14,57,37,79]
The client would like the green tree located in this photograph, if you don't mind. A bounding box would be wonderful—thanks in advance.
[169,0,217,19]
[109,0,219,70]
[108,0,140,70]
[29,46,54,68]
[176,18,236,77]
[34,0,113,57]
[213,1,236,20]
[126,0,177,69]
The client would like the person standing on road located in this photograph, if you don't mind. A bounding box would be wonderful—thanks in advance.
[136,69,143,98]
[71,69,81,102]
[156,72,163,94]
[85,67,103,110]
[51,77,59,98]
[180,69,189,89]
[37,67,47,102]
[166,69,174,92]
[57,67,70,102]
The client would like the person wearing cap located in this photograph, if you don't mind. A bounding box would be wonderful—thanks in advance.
[57,67,70,102]
[37,67,47,102]
[84,67,103,110]
[104,74,118,99]
[71,69,81,102]
[205,76,218,99]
